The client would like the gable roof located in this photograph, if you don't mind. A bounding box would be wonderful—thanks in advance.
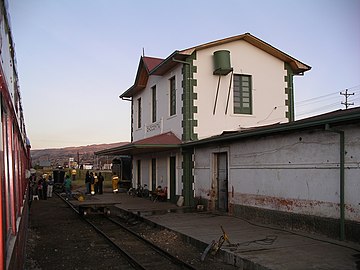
[121,56,164,99]
[179,33,311,75]
[120,33,311,98]
[143,56,163,72]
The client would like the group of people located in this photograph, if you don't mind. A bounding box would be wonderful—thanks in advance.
[84,171,105,195]
[30,174,54,200]
[30,171,120,201]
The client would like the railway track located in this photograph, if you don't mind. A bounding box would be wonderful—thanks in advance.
[86,214,197,270]
[59,194,197,270]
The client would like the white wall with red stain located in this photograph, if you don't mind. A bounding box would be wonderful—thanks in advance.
[193,123,360,222]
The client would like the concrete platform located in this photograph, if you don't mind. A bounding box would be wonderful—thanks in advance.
[68,190,360,269]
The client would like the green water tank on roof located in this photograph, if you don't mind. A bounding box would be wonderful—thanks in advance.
[213,50,232,75]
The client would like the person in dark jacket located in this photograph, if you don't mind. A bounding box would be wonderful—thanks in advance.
[85,170,90,194]
[97,172,104,194]
[94,172,99,194]
[47,175,54,198]
[42,177,48,200]
[90,172,95,195]
[64,174,72,200]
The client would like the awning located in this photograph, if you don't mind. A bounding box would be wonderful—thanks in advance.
[95,131,182,156]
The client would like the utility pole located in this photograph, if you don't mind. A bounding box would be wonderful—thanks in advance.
[340,89,355,109]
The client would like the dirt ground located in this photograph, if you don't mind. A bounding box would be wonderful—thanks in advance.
[25,195,237,270]
[25,196,128,270]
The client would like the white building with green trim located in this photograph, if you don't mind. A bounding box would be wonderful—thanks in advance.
[98,33,311,206]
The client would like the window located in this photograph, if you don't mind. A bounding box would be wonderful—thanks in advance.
[233,74,252,114]
[137,98,142,128]
[152,85,156,122]
[169,77,176,116]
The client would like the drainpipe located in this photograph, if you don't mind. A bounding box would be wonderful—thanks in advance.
[325,124,345,240]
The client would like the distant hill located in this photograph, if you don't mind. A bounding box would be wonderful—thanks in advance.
[31,142,128,167]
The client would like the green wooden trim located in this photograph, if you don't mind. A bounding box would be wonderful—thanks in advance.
[151,85,157,123]
[233,74,252,114]
[181,52,198,141]
[181,148,195,206]
[169,76,176,116]
[137,97,142,128]
[131,100,134,142]
[285,63,295,121]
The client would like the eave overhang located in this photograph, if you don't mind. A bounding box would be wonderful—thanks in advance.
[120,56,163,99]
[149,51,189,76]
[95,132,182,156]
[180,33,311,75]
[120,52,190,99]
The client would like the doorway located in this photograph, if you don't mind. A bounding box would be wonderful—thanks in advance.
[151,158,156,191]
[216,152,228,212]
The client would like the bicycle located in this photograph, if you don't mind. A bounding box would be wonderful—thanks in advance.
[128,184,149,198]
[201,225,231,261]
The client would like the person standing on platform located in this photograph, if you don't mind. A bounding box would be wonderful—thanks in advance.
[47,175,54,198]
[98,172,104,194]
[42,177,48,200]
[94,172,99,194]
[64,174,72,200]
[71,169,77,181]
[37,177,44,200]
[90,172,95,195]
[112,172,119,193]
[85,170,90,194]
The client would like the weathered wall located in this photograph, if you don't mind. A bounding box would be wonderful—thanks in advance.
[193,123,360,222]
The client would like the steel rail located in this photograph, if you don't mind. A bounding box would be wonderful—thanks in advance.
[56,193,198,270]
[56,193,144,269]
[106,215,198,270]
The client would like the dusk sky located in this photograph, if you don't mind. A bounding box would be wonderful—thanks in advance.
[9,0,360,149]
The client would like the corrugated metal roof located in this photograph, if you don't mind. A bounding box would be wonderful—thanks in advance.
[134,131,181,145]
[95,132,181,156]
[142,56,163,72]
[183,107,360,147]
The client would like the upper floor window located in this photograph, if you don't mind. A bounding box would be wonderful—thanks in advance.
[169,77,176,116]
[152,85,157,123]
[233,74,252,114]
[137,98,142,128]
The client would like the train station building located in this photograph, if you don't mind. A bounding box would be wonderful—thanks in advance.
[97,33,311,204]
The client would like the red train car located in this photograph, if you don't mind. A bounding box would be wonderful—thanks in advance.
[0,1,31,269]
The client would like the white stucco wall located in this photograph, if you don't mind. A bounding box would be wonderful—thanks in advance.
[132,66,183,142]
[132,151,182,197]
[193,123,360,222]
[193,40,288,140]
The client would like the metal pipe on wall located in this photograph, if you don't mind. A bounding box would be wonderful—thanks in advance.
[325,124,345,240]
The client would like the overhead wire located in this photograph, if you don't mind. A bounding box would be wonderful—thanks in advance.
[295,84,359,118]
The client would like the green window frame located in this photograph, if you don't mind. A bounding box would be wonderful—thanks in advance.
[152,85,156,123]
[137,97,142,128]
[233,74,252,114]
[169,77,176,116]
